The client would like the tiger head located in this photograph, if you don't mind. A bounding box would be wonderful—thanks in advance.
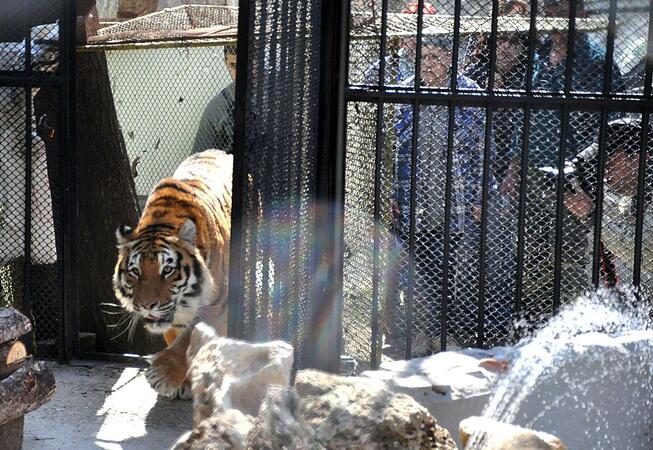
[112,220,215,334]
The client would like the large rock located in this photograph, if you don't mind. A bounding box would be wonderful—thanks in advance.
[246,386,318,449]
[460,416,567,450]
[175,323,457,449]
[490,330,653,450]
[294,369,457,449]
[360,349,509,448]
[187,322,294,420]
[173,323,295,449]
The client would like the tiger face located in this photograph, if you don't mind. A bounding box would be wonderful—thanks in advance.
[113,220,215,334]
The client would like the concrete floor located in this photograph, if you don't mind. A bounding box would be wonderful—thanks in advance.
[23,361,193,450]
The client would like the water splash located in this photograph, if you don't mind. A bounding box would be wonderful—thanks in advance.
[469,286,653,449]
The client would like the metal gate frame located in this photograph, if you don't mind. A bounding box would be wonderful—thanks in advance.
[0,0,77,362]
[336,0,653,368]
[229,0,653,371]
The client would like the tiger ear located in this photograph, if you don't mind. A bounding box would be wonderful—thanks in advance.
[179,219,196,245]
[116,225,134,246]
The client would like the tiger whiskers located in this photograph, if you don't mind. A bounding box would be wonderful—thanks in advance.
[105,309,141,343]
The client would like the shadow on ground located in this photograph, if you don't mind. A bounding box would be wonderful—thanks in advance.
[23,361,192,450]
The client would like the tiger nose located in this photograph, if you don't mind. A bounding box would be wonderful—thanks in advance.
[140,299,159,310]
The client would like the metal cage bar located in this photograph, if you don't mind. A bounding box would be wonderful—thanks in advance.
[227,0,253,339]
[633,3,653,285]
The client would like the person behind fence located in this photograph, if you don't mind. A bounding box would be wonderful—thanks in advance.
[365,0,438,346]
[362,1,438,86]
[462,28,535,344]
[392,34,491,351]
[192,44,237,154]
[499,0,625,326]
[564,118,653,283]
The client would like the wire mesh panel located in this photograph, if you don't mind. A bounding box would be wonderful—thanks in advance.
[0,3,65,358]
[87,6,239,208]
[344,0,652,369]
[232,0,322,369]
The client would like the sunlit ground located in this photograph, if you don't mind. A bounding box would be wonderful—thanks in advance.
[23,362,191,450]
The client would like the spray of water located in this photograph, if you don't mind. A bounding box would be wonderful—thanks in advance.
[468,286,653,449]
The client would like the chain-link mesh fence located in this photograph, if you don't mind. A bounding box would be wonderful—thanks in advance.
[236,0,322,370]
[0,8,62,357]
[344,0,652,368]
[87,6,238,209]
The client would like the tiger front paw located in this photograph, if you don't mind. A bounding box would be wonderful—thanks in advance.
[145,364,192,400]
[145,347,191,400]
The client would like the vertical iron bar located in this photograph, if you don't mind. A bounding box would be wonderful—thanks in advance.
[475,0,499,348]
[228,0,252,339]
[371,101,384,369]
[477,107,493,348]
[269,0,283,336]
[405,104,419,359]
[564,0,578,95]
[306,0,348,372]
[552,106,569,311]
[60,0,79,361]
[276,0,297,338]
[255,2,271,339]
[525,0,538,94]
[590,0,616,286]
[440,104,455,352]
[552,0,578,310]
[513,107,531,323]
[450,0,462,91]
[634,114,650,286]
[22,0,33,352]
[287,0,304,354]
[513,0,536,330]
[591,110,609,287]
[370,0,390,370]
[413,0,425,90]
[633,1,653,285]
[486,0,499,92]
[602,0,617,96]
[404,0,427,360]
[25,0,32,75]
[377,0,390,90]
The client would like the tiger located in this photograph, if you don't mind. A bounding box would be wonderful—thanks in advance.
[113,149,232,399]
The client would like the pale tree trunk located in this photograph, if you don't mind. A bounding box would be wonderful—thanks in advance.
[76,0,163,354]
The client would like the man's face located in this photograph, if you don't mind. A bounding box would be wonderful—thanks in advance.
[420,44,451,87]
[496,36,523,75]
[544,0,570,17]
[605,150,640,197]
[225,52,237,82]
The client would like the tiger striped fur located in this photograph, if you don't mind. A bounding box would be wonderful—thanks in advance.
[113,149,232,399]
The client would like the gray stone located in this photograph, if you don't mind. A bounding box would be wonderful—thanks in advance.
[187,322,294,421]
[360,350,506,448]
[172,324,295,449]
[459,416,567,450]
[294,369,457,450]
[171,408,254,450]
[247,386,319,449]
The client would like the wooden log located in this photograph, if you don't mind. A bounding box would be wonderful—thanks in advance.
[0,340,27,380]
[0,361,55,426]
[0,417,24,450]
[0,308,31,345]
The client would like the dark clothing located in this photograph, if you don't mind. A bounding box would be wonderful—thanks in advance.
[529,34,625,167]
[192,81,236,154]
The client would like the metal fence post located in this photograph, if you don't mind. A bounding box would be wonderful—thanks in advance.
[301,0,349,372]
